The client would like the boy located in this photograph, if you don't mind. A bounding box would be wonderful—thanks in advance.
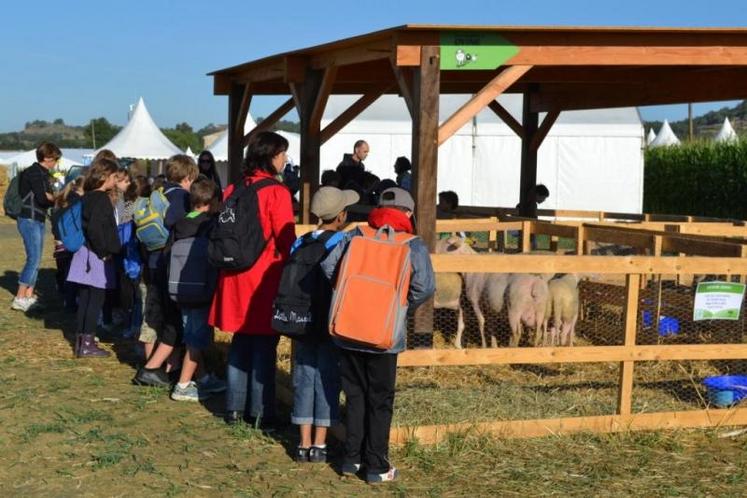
[321,187,435,483]
[290,186,359,463]
[134,154,198,387]
[170,178,226,401]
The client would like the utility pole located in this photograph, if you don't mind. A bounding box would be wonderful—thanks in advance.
[688,103,694,141]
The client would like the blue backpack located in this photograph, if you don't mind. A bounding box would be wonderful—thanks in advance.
[56,201,85,252]
[133,187,177,251]
[118,221,142,280]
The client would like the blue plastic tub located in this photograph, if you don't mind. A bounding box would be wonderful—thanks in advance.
[642,311,680,336]
[703,375,747,407]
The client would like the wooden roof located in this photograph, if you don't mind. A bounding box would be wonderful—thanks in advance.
[210,25,747,111]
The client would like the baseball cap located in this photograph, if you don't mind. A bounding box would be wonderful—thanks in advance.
[378,187,415,212]
[311,186,359,220]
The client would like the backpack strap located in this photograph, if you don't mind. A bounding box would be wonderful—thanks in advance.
[249,178,278,191]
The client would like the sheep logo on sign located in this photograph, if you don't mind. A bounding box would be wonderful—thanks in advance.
[455,49,478,67]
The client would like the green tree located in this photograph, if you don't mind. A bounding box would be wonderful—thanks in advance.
[84,118,121,148]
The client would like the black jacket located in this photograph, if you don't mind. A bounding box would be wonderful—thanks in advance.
[170,211,214,244]
[335,154,365,191]
[82,191,121,260]
[19,163,53,222]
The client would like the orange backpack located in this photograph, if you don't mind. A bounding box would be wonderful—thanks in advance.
[329,225,416,350]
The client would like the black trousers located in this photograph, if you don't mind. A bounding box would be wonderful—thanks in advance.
[76,286,106,335]
[339,349,398,474]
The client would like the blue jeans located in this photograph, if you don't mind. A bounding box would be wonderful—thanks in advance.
[291,339,340,427]
[226,334,280,418]
[181,307,213,350]
[17,217,45,288]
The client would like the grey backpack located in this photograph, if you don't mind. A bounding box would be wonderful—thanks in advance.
[168,232,217,307]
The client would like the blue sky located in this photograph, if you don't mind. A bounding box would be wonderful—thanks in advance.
[2,0,747,133]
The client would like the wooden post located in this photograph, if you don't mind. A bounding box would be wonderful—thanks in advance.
[576,225,586,256]
[519,88,539,217]
[411,45,440,348]
[618,274,641,416]
[291,68,327,224]
[227,83,248,184]
[488,216,498,252]
[521,221,532,253]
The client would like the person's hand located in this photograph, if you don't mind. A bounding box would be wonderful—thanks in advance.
[45,192,55,202]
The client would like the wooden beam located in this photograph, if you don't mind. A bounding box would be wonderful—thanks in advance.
[391,62,415,118]
[234,83,252,143]
[240,97,295,147]
[438,65,533,145]
[487,100,524,139]
[411,45,441,347]
[398,343,747,367]
[309,39,392,69]
[396,45,421,66]
[389,409,747,444]
[428,254,747,275]
[530,109,560,151]
[309,66,338,135]
[294,70,326,224]
[618,274,641,416]
[227,83,245,184]
[518,87,539,217]
[320,85,391,145]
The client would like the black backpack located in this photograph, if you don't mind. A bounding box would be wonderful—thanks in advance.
[272,230,341,338]
[208,178,276,270]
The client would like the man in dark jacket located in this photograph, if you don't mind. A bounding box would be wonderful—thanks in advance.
[12,142,59,312]
[335,140,369,192]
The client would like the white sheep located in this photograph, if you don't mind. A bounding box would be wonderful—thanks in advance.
[506,273,550,347]
[433,272,465,348]
[546,274,580,346]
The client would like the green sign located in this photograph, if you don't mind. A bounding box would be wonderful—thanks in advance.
[693,281,746,321]
[440,32,519,70]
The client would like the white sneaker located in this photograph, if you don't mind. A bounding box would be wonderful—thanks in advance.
[11,297,31,312]
[366,467,399,483]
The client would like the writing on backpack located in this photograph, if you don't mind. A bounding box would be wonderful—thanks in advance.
[4,170,46,220]
[56,200,85,253]
[207,178,276,270]
[133,187,177,251]
[272,230,343,338]
[329,225,416,351]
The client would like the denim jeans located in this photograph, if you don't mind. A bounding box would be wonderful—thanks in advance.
[17,217,45,288]
[226,334,280,418]
[291,339,340,427]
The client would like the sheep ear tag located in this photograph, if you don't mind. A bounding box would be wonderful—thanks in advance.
[440,32,519,71]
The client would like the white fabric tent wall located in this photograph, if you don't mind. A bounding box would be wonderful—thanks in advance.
[97,97,182,160]
[0,149,82,172]
[320,94,645,213]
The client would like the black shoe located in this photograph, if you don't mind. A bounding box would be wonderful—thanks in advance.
[308,446,327,463]
[224,410,243,426]
[295,447,310,463]
[132,367,171,388]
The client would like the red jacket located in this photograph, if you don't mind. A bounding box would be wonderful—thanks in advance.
[208,171,296,334]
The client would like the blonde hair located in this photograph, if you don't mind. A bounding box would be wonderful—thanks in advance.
[54,178,82,209]
[166,154,199,183]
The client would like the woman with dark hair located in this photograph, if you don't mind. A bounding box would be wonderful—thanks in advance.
[394,156,412,192]
[197,150,223,195]
[66,158,121,358]
[209,131,296,429]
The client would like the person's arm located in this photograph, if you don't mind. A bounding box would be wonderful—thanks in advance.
[28,166,54,208]
[87,195,121,258]
[407,238,436,308]
[164,189,189,229]
[319,231,355,281]
[267,185,296,260]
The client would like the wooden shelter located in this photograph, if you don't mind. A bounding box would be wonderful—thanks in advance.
[209,25,747,248]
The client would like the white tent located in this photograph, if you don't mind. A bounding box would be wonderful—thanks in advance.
[320,94,645,213]
[0,149,81,171]
[207,115,301,185]
[97,97,182,160]
[649,119,681,148]
[714,117,738,143]
[185,146,197,159]
[646,128,657,146]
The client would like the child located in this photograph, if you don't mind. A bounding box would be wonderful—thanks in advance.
[66,157,121,358]
[130,176,156,355]
[134,155,198,387]
[320,187,435,483]
[289,186,359,463]
[170,178,226,401]
[51,177,84,311]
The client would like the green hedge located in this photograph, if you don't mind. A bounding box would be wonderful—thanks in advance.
[644,140,747,219]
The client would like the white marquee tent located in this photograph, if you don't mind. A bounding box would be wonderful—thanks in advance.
[320,94,645,213]
[646,128,657,146]
[649,119,681,148]
[714,117,738,143]
[97,97,182,160]
[0,149,82,173]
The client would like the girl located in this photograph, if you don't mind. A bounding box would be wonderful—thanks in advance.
[196,150,223,197]
[50,177,84,311]
[66,158,121,358]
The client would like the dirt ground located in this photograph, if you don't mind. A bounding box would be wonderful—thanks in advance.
[2,216,747,497]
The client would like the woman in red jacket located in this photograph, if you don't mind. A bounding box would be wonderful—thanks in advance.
[209,131,296,429]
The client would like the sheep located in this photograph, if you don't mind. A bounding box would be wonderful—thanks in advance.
[434,235,508,348]
[546,274,580,346]
[433,272,465,348]
[506,274,549,347]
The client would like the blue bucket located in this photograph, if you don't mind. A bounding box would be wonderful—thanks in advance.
[642,311,680,336]
[703,375,747,407]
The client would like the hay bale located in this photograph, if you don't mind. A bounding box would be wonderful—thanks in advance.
[0,165,8,216]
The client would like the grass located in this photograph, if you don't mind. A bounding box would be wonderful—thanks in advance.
[2,216,747,495]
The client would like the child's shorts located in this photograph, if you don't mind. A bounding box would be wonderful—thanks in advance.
[291,339,340,427]
[181,307,214,350]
